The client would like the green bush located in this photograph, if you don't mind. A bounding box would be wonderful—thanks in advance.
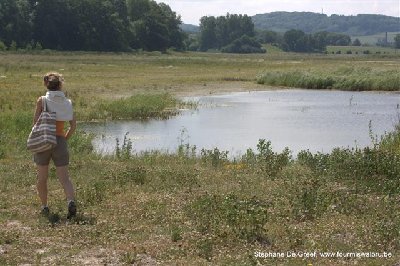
[221,35,266,54]
[188,193,269,243]
[0,41,6,51]
[200,147,229,167]
[297,131,400,195]
[9,41,17,51]
[242,140,292,178]
[35,42,43,50]
[68,131,94,154]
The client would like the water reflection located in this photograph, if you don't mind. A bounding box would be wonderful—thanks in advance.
[81,89,400,157]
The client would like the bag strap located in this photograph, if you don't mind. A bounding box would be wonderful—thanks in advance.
[41,96,47,112]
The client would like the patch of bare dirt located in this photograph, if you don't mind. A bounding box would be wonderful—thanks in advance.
[72,248,120,265]
[171,81,270,97]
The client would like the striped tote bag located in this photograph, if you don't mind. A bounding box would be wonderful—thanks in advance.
[27,97,57,153]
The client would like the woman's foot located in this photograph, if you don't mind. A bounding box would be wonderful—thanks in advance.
[67,201,76,219]
[41,206,50,216]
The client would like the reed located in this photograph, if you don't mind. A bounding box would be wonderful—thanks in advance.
[257,68,400,91]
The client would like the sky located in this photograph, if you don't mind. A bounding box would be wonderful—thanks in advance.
[156,0,400,25]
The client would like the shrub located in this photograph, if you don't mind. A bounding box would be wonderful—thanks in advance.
[221,35,266,54]
[0,41,6,51]
[188,193,269,243]
[201,147,229,167]
[9,41,17,51]
[115,133,133,160]
[68,131,94,154]
[241,139,291,178]
[25,43,33,51]
[111,165,147,186]
[34,42,43,51]
[297,138,400,194]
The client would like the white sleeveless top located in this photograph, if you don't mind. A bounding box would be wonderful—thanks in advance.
[44,91,73,121]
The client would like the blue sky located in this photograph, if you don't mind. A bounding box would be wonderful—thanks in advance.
[156,0,400,25]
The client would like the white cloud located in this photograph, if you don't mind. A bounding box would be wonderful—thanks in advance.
[156,0,400,24]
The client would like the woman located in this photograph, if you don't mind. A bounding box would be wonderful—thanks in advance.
[33,72,77,219]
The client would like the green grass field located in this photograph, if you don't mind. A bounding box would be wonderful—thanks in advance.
[0,50,400,265]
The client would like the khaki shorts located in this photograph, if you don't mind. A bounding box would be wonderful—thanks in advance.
[33,136,69,167]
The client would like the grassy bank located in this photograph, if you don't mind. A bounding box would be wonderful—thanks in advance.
[257,67,400,91]
[1,51,400,265]
[78,93,187,121]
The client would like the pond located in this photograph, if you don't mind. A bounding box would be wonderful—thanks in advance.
[81,89,400,157]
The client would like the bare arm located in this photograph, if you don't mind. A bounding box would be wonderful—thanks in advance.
[33,97,43,126]
[65,114,76,140]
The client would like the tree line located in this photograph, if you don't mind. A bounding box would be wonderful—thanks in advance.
[193,15,355,53]
[2,1,396,54]
[0,0,185,52]
[257,30,353,52]
[395,34,400,49]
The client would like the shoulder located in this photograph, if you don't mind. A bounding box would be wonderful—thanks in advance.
[36,96,43,106]
[67,98,73,108]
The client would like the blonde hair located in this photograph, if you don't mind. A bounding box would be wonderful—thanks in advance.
[43,72,64,91]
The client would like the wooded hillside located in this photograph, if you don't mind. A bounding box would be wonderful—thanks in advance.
[252,12,400,35]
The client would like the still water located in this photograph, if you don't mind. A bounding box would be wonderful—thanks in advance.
[81,89,400,157]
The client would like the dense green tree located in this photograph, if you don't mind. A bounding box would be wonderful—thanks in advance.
[215,16,228,48]
[127,0,184,51]
[1,0,184,52]
[281,29,353,53]
[352,38,361,46]
[0,40,6,51]
[395,34,400,49]
[75,0,130,51]
[225,14,254,47]
[0,0,33,47]
[325,32,351,46]
[199,13,257,51]
[158,3,185,50]
[199,16,217,51]
[283,29,311,52]
[126,0,152,21]
[33,0,81,50]
[312,31,329,51]
[221,35,265,53]
[257,30,282,44]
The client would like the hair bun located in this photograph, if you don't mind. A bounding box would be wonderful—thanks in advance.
[44,72,64,90]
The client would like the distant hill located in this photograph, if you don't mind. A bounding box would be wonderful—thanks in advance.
[180,24,200,33]
[252,12,400,35]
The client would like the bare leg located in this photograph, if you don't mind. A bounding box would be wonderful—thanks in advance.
[37,165,49,206]
[56,166,75,201]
